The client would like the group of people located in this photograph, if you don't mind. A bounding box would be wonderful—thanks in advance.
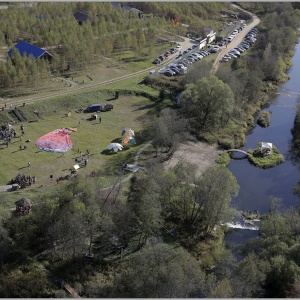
[11,173,36,187]
[0,123,25,148]
[0,124,17,146]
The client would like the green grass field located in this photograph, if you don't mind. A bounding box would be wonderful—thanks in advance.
[0,91,158,187]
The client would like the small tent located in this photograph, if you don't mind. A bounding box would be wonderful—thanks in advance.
[121,128,135,146]
[261,142,272,155]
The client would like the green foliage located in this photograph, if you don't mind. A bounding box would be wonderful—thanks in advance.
[181,76,235,130]
[257,111,272,127]
[0,263,55,297]
[112,242,210,298]
[247,142,284,169]
[215,152,231,167]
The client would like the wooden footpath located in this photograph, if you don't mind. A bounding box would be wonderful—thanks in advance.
[227,149,249,156]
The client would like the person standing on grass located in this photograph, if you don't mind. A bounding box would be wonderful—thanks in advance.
[28,161,30,167]
[99,117,101,123]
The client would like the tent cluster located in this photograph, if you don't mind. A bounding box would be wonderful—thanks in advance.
[35,126,136,155]
[107,128,136,152]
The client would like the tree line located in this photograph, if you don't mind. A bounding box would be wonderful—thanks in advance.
[0,2,228,90]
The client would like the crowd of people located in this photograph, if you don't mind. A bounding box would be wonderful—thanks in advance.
[11,173,36,187]
[0,124,17,145]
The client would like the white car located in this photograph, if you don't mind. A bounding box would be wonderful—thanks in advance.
[176,45,182,50]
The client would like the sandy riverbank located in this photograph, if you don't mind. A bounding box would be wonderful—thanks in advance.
[163,141,223,177]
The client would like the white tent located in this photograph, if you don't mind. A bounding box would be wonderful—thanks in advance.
[107,143,123,153]
[261,142,272,154]
[73,164,80,170]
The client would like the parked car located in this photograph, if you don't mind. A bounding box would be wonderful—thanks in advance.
[220,57,229,63]
[102,103,114,111]
[86,104,102,112]
[164,51,171,57]
[159,55,164,61]
[164,70,175,77]
[210,46,220,53]
[152,58,161,64]
[227,52,238,58]
[175,53,183,59]
[176,45,182,50]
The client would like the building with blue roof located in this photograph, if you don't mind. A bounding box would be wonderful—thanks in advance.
[7,41,52,61]
[73,11,89,25]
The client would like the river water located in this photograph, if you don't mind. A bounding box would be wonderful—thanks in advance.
[225,39,300,257]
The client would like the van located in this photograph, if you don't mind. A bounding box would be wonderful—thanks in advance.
[86,104,102,112]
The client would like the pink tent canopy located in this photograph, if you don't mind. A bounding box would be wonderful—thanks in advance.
[35,128,73,153]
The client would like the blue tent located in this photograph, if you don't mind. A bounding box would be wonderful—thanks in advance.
[7,41,52,61]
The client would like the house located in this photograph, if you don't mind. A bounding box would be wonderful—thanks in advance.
[15,197,33,215]
[7,41,52,61]
[111,2,143,18]
[73,11,89,25]
[204,27,216,44]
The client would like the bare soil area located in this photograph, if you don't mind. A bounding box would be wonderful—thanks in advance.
[163,141,223,177]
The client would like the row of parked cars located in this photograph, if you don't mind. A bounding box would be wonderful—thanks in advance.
[218,22,247,46]
[220,27,259,63]
[152,45,182,64]
[161,48,212,77]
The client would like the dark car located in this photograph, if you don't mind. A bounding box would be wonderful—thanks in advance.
[86,104,102,112]
[102,103,113,111]
[159,55,164,61]
[153,58,161,64]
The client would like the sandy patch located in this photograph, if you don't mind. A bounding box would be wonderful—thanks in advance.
[163,141,223,177]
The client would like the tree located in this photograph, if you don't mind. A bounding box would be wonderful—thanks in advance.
[193,166,239,234]
[180,76,235,130]
[231,253,268,297]
[151,108,189,157]
[112,242,209,297]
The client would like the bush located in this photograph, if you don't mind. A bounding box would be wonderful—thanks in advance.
[218,138,235,149]
[257,111,272,127]
[215,152,231,167]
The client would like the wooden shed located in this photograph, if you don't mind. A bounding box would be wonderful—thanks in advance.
[15,197,33,214]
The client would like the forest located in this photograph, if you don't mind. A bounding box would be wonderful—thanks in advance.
[1,2,300,298]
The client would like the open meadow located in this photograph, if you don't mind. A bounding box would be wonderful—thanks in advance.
[0,82,164,208]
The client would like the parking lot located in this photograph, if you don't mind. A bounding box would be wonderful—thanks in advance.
[150,17,260,77]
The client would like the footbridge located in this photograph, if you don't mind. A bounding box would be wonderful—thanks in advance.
[227,149,249,156]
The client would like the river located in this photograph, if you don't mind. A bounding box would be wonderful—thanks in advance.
[225,39,300,259]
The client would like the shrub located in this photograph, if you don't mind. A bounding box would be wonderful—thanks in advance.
[215,152,231,167]
[218,138,235,149]
[257,111,272,127]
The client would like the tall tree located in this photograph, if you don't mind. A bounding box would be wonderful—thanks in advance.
[180,76,234,130]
